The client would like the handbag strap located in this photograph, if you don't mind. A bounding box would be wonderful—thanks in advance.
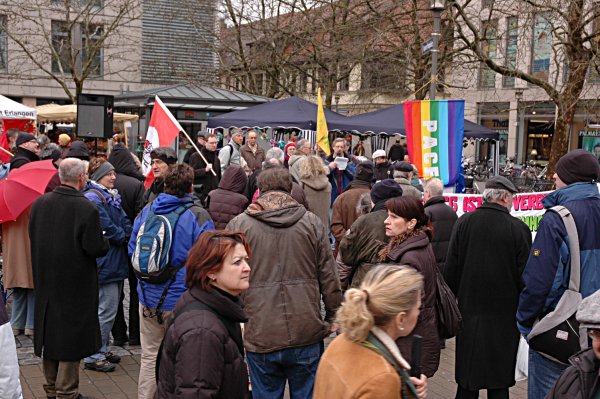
[549,206,580,292]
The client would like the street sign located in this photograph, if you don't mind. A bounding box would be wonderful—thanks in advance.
[422,39,433,54]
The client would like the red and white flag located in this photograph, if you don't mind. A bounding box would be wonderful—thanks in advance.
[142,95,183,188]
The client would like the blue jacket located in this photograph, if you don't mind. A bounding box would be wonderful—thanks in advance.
[128,193,214,310]
[83,182,132,285]
[517,183,600,335]
[328,161,356,206]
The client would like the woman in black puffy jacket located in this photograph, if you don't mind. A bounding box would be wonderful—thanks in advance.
[155,231,251,398]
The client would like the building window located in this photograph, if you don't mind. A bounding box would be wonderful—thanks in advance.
[531,14,551,81]
[482,0,494,9]
[82,24,103,76]
[253,72,264,95]
[503,17,518,87]
[0,16,7,71]
[51,20,71,73]
[81,0,103,7]
[478,20,498,89]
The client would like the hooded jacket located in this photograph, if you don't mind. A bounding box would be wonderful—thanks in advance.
[84,181,132,285]
[226,191,342,353]
[66,141,90,160]
[208,165,249,229]
[128,194,214,311]
[385,230,440,378]
[546,348,600,399]
[517,182,600,333]
[331,179,372,256]
[107,143,145,182]
[300,174,332,232]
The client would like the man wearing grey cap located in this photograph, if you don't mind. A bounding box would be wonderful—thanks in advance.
[445,175,532,399]
[517,149,600,398]
[218,129,244,172]
[546,289,600,398]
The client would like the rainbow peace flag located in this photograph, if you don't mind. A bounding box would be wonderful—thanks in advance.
[403,100,464,186]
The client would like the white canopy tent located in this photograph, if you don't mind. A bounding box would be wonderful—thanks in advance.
[0,94,36,120]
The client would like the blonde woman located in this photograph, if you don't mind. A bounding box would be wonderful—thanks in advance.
[299,155,332,231]
[314,265,427,399]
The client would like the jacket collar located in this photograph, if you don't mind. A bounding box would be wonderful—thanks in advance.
[371,326,410,370]
[15,147,40,162]
[386,230,430,261]
[542,182,600,208]
[54,184,84,196]
[344,179,372,192]
[188,286,248,323]
[480,201,510,214]
[424,196,445,207]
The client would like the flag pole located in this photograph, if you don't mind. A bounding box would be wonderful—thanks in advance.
[179,130,217,177]
[0,146,13,157]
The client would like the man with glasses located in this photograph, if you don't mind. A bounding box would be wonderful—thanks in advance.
[546,289,600,398]
[189,133,221,205]
[10,131,40,169]
[240,129,265,174]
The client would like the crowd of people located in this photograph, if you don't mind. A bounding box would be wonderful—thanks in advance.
[0,127,600,399]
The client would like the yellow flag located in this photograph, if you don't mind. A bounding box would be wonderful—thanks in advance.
[316,87,331,156]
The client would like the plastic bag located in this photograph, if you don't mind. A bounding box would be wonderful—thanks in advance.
[515,335,529,381]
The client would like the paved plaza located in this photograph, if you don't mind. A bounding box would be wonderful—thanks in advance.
[15,334,527,399]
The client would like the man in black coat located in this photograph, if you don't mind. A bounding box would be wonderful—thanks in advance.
[444,176,531,399]
[10,132,40,169]
[189,133,221,204]
[107,140,145,346]
[423,178,457,274]
[29,158,109,399]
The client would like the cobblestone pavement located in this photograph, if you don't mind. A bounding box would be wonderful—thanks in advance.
[9,286,527,399]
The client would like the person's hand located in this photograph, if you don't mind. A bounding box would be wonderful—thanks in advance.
[329,162,337,169]
[205,163,213,172]
[329,323,338,333]
[410,374,427,399]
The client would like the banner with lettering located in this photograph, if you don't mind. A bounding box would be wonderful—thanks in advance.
[444,184,600,238]
[403,100,465,186]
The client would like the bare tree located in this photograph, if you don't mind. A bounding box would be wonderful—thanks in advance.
[0,0,140,103]
[449,0,600,176]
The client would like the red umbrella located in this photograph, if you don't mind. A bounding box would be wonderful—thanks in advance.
[0,160,57,223]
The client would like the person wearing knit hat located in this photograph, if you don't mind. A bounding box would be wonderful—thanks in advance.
[546,289,600,398]
[283,142,296,168]
[330,161,376,256]
[337,179,403,289]
[554,149,600,186]
[518,149,600,397]
[144,147,178,205]
[82,157,132,372]
[219,129,244,172]
[10,131,40,169]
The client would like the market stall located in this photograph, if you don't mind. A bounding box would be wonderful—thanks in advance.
[0,95,37,162]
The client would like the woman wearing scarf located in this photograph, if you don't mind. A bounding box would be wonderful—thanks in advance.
[379,196,440,378]
[314,265,427,399]
[83,158,132,372]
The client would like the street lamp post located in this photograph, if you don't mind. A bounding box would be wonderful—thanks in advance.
[429,0,445,100]
[515,88,525,164]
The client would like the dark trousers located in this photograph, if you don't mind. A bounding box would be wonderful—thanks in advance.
[111,262,140,343]
[456,386,509,399]
[43,358,80,399]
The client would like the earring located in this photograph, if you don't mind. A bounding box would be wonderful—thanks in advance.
[400,326,404,331]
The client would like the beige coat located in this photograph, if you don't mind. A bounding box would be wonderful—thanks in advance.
[314,328,411,399]
[300,175,332,232]
[2,206,34,289]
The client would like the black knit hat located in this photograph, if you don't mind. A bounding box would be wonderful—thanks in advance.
[355,161,374,182]
[16,132,36,147]
[371,179,403,204]
[555,149,600,185]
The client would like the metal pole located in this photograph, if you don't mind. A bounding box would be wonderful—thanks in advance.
[429,9,441,100]
[517,104,525,164]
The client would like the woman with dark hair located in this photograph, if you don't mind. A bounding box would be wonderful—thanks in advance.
[155,230,251,398]
[379,196,440,378]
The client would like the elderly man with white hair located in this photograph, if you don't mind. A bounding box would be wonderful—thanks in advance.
[423,178,457,274]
